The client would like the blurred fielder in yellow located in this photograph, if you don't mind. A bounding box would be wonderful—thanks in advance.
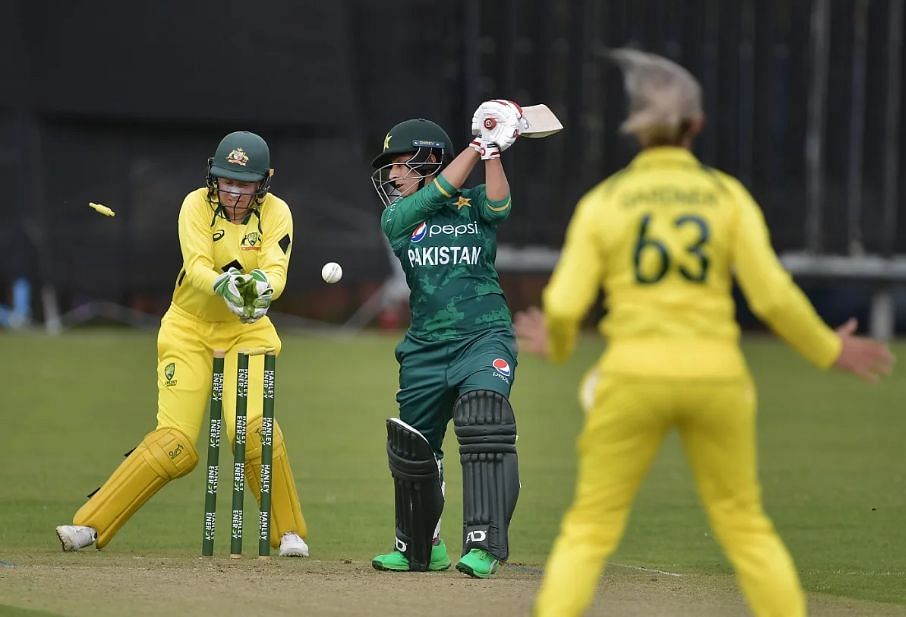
[517,48,895,617]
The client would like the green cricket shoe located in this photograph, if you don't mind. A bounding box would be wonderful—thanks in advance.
[372,539,452,572]
[455,548,500,579]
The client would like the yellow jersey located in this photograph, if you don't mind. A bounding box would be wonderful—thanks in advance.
[170,188,293,322]
[543,147,840,378]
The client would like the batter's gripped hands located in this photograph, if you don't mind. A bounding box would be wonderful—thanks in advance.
[471,100,527,153]
[833,318,895,383]
[469,138,501,161]
[514,306,549,357]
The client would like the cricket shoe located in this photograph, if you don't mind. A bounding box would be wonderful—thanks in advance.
[372,539,452,572]
[278,532,310,557]
[455,548,500,578]
[55,525,97,552]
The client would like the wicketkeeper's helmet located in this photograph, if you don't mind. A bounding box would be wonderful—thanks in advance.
[210,131,272,181]
[206,131,274,204]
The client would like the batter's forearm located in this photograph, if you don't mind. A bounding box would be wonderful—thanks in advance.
[439,147,481,189]
[483,158,510,202]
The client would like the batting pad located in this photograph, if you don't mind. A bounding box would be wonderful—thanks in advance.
[245,418,308,547]
[386,418,444,571]
[454,390,520,561]
[74,427,197,548]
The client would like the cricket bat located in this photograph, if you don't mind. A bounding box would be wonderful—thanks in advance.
[520,104,564,138]
[480,102,564,139]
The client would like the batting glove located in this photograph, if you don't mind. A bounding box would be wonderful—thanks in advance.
[469,137,501,161]
[472,99,528,152]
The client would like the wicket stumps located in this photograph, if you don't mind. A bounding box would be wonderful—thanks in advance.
[201,352,224,557]
[201,348,277,559]
[259,352,276,557]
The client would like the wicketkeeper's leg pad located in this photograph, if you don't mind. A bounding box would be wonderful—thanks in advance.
[74,427,198,548]
[245,418,308,548]
[386,418,444,571]
[454,389,519,561]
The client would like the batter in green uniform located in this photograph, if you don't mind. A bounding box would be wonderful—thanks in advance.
[369,101,528,578]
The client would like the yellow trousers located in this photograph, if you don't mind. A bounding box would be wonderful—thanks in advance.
[75,303,308,548]
[534,373,805,617]
[157,304,281,443]
[156,304,307,542]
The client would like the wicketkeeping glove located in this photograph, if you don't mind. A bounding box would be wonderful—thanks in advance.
[248,269,272,298]
[238,269,274,324]
[213,268,247,319]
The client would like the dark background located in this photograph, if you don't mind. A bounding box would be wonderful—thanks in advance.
[1,0,903,328]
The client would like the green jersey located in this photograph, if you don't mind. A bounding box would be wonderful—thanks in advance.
[381,175,513,341]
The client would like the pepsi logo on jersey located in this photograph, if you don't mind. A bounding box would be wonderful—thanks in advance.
[492,358,511,382]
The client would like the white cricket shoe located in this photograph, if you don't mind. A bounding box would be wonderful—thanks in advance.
[278,532,309,557]
[55,525,97,552]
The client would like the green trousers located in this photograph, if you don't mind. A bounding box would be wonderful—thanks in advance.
[394,327,517,457]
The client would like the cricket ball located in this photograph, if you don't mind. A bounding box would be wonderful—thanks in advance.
[321,262,343,284]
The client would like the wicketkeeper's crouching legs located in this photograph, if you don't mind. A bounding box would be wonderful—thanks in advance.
[73,427,198,548]
[454,389,520,560]
[244,416,308,548]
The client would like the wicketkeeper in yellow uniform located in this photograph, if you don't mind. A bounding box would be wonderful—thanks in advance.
[516,49,895,617]
[55,131,310,557]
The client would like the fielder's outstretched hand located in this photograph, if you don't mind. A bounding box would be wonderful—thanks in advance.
[514,306,549,357]
[833,318,895,383]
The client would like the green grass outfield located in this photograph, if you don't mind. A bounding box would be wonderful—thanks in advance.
[0,329,903,605]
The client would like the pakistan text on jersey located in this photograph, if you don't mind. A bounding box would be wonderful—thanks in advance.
[408,246,483,267]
